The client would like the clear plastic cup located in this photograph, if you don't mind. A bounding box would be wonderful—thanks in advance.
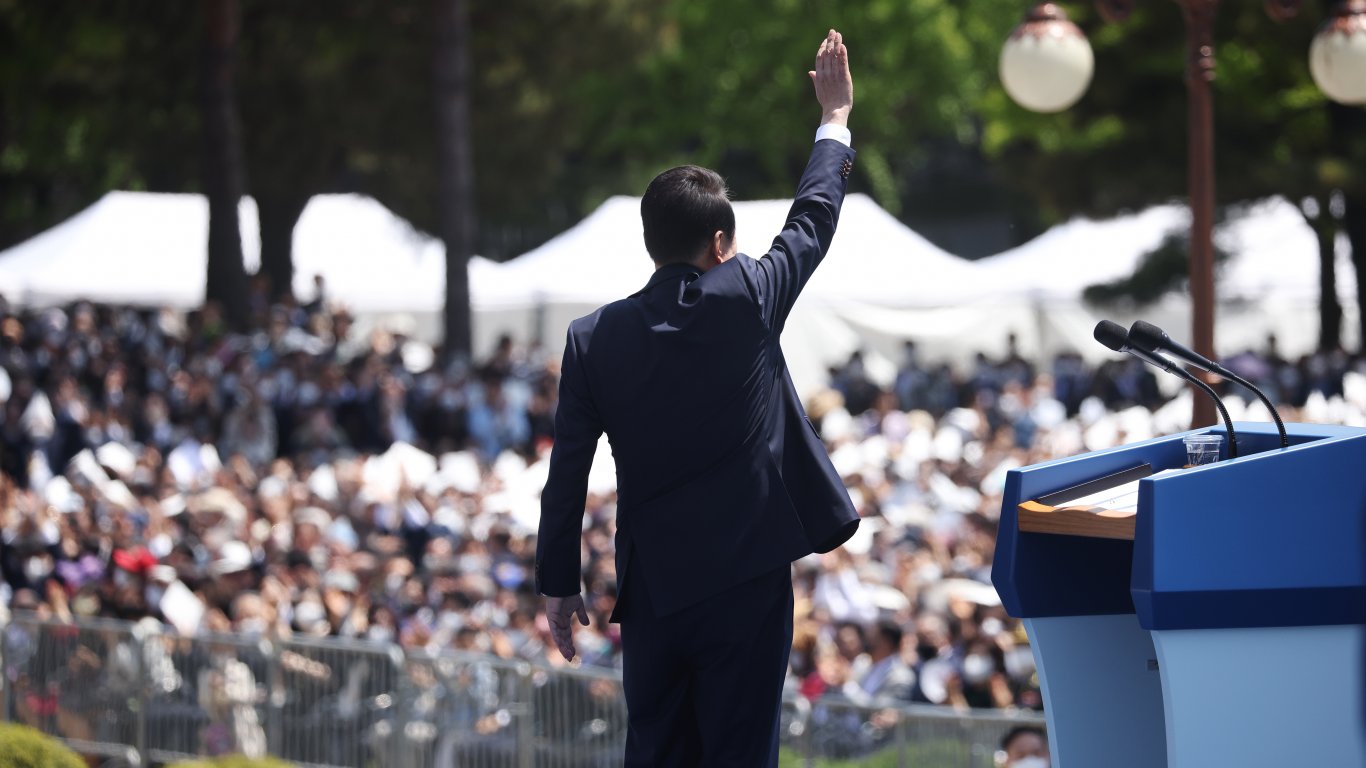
[1183,434,1224,466]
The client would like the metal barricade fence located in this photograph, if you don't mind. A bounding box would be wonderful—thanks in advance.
[399,648,628,768]
[0,614,149,766]
[782,696,1042,767]
[1,613,1044,767]
[140,629,270,765]
[269,635,406,768]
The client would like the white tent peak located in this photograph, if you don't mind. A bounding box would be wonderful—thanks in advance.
[290,193,449,313]
[971,203,1191,301]
[473,192,982,311]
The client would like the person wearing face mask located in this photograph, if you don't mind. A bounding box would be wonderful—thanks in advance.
[996,725,1050,768]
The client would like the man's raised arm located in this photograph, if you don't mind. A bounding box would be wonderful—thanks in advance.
[753,29,856,330]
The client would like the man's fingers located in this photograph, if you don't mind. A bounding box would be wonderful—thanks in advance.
[544,595,591,662]
[821,32,840,78]
[551,625,575,660]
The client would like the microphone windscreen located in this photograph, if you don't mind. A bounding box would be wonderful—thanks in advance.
[1093,320,1129,352]
[1129,320,1166,343]
[1127,320,1167,353]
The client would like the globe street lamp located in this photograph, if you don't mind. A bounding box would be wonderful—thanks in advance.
[1000,4,1095,112]
[1311,0,1366,105]
[1000,0,1366,426]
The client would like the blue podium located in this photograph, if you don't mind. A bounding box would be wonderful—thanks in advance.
[992,422,1366,767]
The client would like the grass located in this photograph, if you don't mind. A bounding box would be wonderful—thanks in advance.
[778,739,977,767]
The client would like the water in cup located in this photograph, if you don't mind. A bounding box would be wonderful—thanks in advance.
[1183,434,1224,466]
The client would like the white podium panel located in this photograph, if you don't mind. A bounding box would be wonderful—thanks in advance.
[1025,614,1167,768]
[1153,624,1366,768]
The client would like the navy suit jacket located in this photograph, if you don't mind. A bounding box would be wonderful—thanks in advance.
[535,139,860,618]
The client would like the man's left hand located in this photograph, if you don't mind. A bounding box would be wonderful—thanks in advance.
[545,593,591,661]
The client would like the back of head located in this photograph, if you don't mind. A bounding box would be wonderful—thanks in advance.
[641,166,734,264]
[999,724,1049,766]
[876,618,904,651]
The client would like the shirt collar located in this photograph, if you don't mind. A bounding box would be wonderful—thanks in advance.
[631,262,702,297]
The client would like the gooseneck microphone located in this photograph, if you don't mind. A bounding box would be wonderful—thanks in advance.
[1094,320,1239,459]
[1127,320,1288,448]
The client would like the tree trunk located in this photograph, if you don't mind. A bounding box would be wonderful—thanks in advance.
[1328,97,1365,354]
[202,0,250,330]
[433,0,477,364]
[1305,197,1343,352]
[1348,190,1366,354]
[257,193,309,303]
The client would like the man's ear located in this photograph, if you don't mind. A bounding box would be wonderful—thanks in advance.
[710,230,729,264]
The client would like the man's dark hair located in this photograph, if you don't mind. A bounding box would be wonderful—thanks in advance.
[875,619,904,650]
[641,165,734,264]
[1000,724,1048,752]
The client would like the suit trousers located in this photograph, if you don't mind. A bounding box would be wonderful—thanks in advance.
[619,562,794,767]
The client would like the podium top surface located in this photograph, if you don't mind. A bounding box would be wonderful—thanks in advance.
[991,422,1366,630]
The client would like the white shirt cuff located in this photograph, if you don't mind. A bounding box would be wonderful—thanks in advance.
[815,124,852,147]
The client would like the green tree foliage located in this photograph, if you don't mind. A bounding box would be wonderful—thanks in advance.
[0,0,201,247]
[568,0,1021,215]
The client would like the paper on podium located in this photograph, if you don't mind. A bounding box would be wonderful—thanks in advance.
[1061,468,1186,513]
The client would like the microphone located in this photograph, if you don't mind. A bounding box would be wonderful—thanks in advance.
[1127,320,1220,375]
[1094,321,1179,375]
[1127,320,1288,448]
[1094,321,1238,459]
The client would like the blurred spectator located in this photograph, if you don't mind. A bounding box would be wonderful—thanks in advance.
[997,724,1050,767]
[844,619,916,705]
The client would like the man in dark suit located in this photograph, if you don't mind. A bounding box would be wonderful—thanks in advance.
[536,29,859,766]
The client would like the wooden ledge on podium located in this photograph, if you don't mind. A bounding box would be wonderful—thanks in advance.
[1016,462,1152,541]
[1016,499,1136,540]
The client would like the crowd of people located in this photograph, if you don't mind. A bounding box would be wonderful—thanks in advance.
[3,291,1365,736]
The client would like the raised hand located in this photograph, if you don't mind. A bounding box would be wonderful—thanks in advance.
[809,29,853,127]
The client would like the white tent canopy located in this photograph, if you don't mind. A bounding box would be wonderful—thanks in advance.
[472,193,985,310]
[0,190,1355,393]
[1217,197,1354,302]
[290,194,447,313]
[953,197,1358,380]
[971,204,1190,302]
[0,192,261,307]
[0,190,507,318]
[971,196,1355,304]
[469,193,1012,390]
[476,193,1357,392]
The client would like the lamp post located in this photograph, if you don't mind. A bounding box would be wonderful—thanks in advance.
[1001,0,1366,427]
